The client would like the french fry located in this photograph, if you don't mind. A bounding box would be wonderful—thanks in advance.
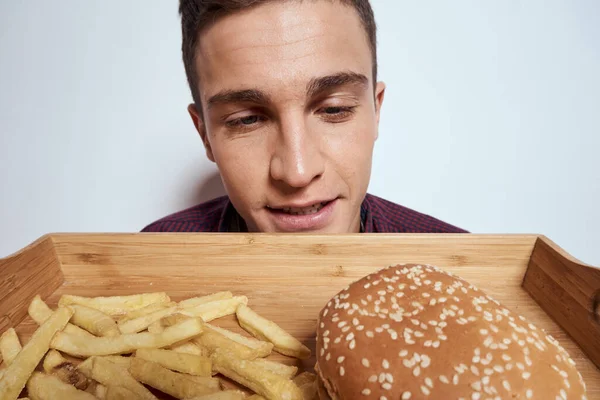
[135,348,212,376]
[161,313,194,327]
[184,391,245,400]
[252,358,298,379]
[293,373,317,400]
[100,355,133,368]
[298,381,317,400]
[179,296,248,322]
[211,350,303,400]
[147,320,163,333]
[70,304,120,337]
[28,295,95,338]
[106,385,143,400]
[43,350,89,390]
[59,293,170,316]
[118,306,178,334]
[205,324,273,357]
[171,341,206,356]
[95,384,107,400]
[292,371,316,387]
[194,330,259,360]
[51,318,204,357]
[77,355,132,377]
[117,301,175,323]
[26,372,96,400]
[0,328,21,366]
[0,306,73,400]
[129,358,220,399]
[177,291,233,308]
[179,375,221,390]
[156,314,211,356]
[42,349,66,372]
[236,304,311,359]
[86,356,157,400]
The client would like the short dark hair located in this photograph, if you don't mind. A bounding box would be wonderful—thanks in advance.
[178,0,378,110]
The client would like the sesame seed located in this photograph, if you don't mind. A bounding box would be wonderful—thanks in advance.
[440,375,449,384]
[522,372,531,380]
[362,389,371,395]
[385,373,393,382]
[413,366,421,377]
[334,337,341,344]
[382,383,392,390]
[346,333,355,341]
[421,386,430,395]
[366,331,374,338]
[471,381,482,391]
[337,356,345,363]
[349,340,356,349]
[326,353,331,361]
[379,373,386,383]
[421,355,431,368]
[399,350,408,357]
[526,389,533,398]
[339,366,345,376]
[425,377,433,388]
[401,392,412,400]
[472,392,481,400]
[502,380,511,391]
[368,375,378,383]
[380,397,387,400]
[362,358,370,367]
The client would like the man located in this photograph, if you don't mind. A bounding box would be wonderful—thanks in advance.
[142,0,466,234]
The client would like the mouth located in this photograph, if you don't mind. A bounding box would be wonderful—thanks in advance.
[267,201,331,216]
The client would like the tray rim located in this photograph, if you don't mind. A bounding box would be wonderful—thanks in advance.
[2,232,596,270]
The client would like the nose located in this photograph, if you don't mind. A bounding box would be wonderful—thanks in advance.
[270,113,325,188]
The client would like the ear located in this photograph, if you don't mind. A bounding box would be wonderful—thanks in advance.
[187,103,215,162]
[374,81,386,140]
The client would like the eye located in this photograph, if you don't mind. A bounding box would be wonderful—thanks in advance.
[226,114,265,128]
[318,106,357,122]
[323,107,344,114]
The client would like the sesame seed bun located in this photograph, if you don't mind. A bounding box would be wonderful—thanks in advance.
[315,264,587,400]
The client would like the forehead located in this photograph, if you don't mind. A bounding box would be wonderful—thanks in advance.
[195,1,372,102]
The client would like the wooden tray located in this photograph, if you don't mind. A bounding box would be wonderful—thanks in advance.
[1,233,599,398]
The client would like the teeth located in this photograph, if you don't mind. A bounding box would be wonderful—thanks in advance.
[281,202,326,215]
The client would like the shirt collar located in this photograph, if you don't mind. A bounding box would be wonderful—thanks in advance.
[219,196,371,233]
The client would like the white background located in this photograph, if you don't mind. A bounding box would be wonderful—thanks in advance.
[1,1,598,264]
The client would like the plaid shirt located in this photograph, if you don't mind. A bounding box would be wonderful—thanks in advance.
[141,194,467,233]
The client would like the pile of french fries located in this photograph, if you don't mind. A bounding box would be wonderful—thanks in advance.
[0,291,317,400]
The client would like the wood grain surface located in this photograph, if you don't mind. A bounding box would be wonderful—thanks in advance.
[524,235,600,372]
[1,233,598,398]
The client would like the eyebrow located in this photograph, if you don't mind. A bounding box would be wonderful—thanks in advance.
[206,71,369,109]
[207,89,271,109]
[306,72,369,98]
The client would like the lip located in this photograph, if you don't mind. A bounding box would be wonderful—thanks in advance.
[266,198,338,232]
[267,198,336,210]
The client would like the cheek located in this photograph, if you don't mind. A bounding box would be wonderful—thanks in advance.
[324,120,376,181]
[210,137,268,203]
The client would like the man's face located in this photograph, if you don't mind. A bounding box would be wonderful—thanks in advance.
[189,1,385,233]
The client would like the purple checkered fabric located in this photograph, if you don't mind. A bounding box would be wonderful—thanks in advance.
[141,194,467,233]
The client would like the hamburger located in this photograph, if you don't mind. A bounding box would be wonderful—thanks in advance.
[315,264,587,399]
